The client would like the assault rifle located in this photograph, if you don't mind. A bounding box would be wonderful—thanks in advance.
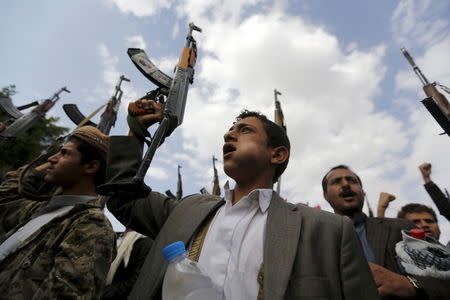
[0,98,39,127]
[0,87,70,139]
[274,89,286,195]
[212,156,221,196]
[63,75,130,134]
[126,22,202,192]
[176,165,183,200]
[401,47,450,136]
[165,165,183,200]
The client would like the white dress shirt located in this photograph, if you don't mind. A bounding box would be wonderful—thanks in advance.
[197,182,273,300]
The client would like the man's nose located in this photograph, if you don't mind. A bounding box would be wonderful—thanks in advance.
[341,179,351,188]
[417,220,429,229]
[224,130,236,142]
[48,153,60,163]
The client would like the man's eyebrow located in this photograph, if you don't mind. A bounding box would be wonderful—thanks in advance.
[228,122,255,131]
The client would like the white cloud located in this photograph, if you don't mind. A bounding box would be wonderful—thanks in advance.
[153,56,178,75]
[146,166,169,180]
[125,35,147,50]
[98,43,121,90]
[106,0,173,17]
[172,22,180,39]
[391,0,449,48]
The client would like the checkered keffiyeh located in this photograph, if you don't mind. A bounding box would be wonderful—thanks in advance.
[396,230,450,279]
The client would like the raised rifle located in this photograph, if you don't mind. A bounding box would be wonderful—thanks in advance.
[0,97,39,125]
[63,75,130,134]
[126,23,202,193]
[274,89,286,195]
[401,47,450,136]
[212,156,221,196]
[0,87,70,139]
[176,165,183,200]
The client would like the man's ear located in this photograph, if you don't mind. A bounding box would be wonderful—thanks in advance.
[323,192,329,202]
[270,146,289,166]
[84,160,100,175]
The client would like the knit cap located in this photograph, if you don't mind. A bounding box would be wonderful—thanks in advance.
[68,126,109,158]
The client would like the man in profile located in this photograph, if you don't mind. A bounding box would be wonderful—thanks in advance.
[0,126,116,299]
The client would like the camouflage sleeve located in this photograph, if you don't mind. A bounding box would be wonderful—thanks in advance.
[0,165,23,199]
[0,167,43,236]
[32,210,116,299]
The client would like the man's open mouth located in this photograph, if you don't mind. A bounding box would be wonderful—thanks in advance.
[223,143,236,157]
[340,190,356,198]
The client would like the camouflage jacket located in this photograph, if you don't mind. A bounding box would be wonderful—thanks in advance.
[0,168,116,300]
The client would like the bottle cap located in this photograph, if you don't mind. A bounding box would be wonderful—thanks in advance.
[410,229,425,240]
[163,241,186,261]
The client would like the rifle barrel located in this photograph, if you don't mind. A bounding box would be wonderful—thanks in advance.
[400,47,430,86]
[17,101,39,111]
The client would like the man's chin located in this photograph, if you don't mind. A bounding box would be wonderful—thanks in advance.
[43,173,55,184]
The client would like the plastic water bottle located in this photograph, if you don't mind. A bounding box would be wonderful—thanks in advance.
[162,241,222,300]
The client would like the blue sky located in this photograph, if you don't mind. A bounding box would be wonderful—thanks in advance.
[1,0,449,241]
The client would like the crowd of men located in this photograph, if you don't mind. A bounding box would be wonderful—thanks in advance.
[0,98,449,299]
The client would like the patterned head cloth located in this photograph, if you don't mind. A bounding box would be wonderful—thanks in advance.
[68,126,109,158]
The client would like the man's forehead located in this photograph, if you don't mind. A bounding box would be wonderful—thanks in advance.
[229,116,262,129]
[61,140,78,150]
[405,212,434,219]
[326,168,357,180]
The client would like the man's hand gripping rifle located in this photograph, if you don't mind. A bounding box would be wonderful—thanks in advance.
[401,47,450,136]
[127,23,202,194]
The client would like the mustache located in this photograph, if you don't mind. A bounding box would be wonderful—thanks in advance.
[340,188,356,197]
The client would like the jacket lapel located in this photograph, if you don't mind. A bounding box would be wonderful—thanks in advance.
[136,195,224,299]
[366,217,389,266]
[264,194,302,300]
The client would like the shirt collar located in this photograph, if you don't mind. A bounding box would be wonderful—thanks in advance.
[353,211,367,227]
[223,181,272,213]
[32,195,96,219]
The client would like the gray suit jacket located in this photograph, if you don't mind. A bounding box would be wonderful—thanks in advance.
[366,217,450,300]
[101,136,379,300]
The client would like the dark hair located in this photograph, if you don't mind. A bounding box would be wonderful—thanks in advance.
[67,136,106,186]
[322,165,363,193]
[236,110,290,183]
[397,203,438,222]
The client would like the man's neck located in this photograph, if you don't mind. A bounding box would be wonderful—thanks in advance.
[232,179,273,205]
[61,180,97,197]
[336,210,364,222]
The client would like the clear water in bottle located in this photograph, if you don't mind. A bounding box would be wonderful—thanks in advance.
[162,241,222,300]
